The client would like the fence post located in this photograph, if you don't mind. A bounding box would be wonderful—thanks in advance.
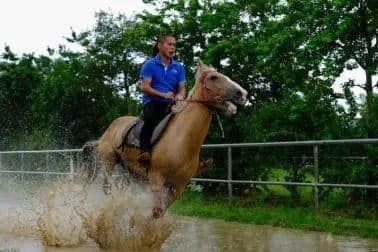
[21,153,24,184]
[70,155,74,180]
[313,145,319,211]
[45,153,49,182]
[0,153,2,171]
[76,152,80,169]
[227,146,233,201]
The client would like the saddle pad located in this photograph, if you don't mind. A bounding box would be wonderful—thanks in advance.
[119,113,174,149]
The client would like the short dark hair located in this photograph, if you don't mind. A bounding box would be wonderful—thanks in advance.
[152,34,176,56]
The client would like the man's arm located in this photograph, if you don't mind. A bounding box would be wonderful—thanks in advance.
[175,64,187,100]
[140,78,175,99]
[175,83,186,100]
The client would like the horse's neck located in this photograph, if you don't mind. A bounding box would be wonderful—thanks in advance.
[169,102,212,154]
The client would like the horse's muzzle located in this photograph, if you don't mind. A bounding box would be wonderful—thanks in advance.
[230,88,248,106]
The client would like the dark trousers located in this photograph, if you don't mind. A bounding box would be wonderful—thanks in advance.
[140,101,170,151]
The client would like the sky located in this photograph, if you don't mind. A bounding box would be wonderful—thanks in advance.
[0,0,151,55]
[0,0,374,101]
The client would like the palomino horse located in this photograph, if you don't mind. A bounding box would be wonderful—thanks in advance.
[82,61,248,218]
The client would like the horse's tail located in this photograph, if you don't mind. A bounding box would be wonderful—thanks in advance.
[79,140,100,184]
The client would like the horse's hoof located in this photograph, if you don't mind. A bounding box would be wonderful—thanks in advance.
[103,185,112,195]
[204,158,213,167]
[197,158,214,174]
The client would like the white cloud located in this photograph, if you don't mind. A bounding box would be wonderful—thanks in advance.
[334,64,378,97]
[333,64,377,112]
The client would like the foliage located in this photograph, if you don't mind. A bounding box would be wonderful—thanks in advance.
[171,190,378,239]
[0,0,377,199]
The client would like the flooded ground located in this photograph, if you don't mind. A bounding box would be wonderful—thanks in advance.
[164,217,378,252]
[0,180,377,251]
[1,215,378,252]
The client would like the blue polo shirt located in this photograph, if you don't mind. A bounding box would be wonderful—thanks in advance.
[140,55,186,103]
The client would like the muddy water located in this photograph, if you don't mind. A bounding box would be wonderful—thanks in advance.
[163,217,378,251]
[1,216,378,252]
[0,183,377,251]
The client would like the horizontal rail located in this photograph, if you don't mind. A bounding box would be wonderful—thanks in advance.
[0,149,81,154]
[1,139,378,154]
[203,138,378,148]
[0,170,71,176]
[191,178,378,189]
[2,170,376,189]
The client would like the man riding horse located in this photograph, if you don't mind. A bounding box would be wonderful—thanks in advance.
[81,35,248,218]
[138,34,186,164]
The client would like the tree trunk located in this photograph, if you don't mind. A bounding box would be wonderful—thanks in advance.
[365,70,373,136]
[363,12,377,200]
[123,53,130,115]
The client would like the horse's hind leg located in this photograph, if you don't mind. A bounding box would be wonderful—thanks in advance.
[98,147,118,195]
[80,140,100,185]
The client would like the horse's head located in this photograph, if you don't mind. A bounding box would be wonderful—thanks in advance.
[189,61,248,115]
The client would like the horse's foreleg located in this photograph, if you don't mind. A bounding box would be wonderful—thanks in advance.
[148,171,165,218]
[165,185,186,212]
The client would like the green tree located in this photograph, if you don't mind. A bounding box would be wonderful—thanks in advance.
[66,11,142,114]
[256,0,377,136]
[0,47,45,149]
[32,47,125,146]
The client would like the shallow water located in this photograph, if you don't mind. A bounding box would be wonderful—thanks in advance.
[1,216,378,252]
[0,181,377,251]
[164,216,378,252]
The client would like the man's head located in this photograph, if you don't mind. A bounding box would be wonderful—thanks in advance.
[154,34,176,59]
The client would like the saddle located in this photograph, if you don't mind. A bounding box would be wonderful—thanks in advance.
[117,112,174,150]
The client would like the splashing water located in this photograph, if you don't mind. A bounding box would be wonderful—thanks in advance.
[37,181,89,246]
[1,178,174,250]
[83,193,173,250]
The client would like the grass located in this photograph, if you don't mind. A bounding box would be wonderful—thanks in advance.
[170,189,378,240]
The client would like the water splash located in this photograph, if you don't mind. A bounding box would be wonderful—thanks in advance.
[37,181,89,246]
[83,193,173,250]
[1,178,173,250]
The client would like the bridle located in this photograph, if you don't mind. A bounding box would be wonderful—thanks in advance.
[175,70,224,104]
[173,70,227,137]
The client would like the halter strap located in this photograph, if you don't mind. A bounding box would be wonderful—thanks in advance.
[199,70,221,97]
[173,70,226,137]
[175,70,221,104]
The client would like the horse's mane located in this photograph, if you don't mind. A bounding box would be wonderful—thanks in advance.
[174,62,216,113]
[187,63,216,100]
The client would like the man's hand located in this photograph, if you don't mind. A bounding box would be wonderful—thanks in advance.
[175,94,185,101]
[164,91,175,100]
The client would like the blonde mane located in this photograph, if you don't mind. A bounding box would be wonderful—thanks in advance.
[173,63,216,112]
[187,63,216,100]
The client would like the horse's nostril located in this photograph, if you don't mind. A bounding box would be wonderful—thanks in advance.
[235,90,243,98]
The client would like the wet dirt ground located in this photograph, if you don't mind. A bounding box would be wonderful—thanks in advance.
[0,180,377,252]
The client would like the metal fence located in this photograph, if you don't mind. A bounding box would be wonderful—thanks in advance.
[0,139,377,210]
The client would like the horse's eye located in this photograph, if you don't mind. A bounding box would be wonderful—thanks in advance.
[210,75,218,81]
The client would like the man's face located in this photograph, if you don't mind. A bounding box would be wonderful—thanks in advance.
[158,36,176,59]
